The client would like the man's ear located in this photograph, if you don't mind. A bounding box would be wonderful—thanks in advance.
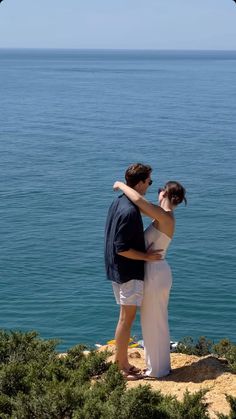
[133,181,142,193]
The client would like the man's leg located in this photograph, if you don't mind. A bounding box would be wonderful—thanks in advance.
[114,304,137,371]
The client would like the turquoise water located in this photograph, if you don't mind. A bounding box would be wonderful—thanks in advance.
[0,49,236,351]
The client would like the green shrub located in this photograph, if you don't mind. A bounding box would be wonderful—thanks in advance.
[176,336,213,356]
[225,395,236,418]
[225,347,236,374]
[11,383,87,419]
[0,330,58,365]
[0,330,235,419]
[72,364,126,419]
[217,395,236,418]
[79,349,111,378]
[0,362,31,396]
[102,363,126,393]
[0,394,12,416]
[65,344,87,369]
[214,339,236,374]
[119,384,171,419]
[172,389,210,419]
[214,339,233,358]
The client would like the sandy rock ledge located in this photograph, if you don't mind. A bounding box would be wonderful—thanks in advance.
[99,344,236,419]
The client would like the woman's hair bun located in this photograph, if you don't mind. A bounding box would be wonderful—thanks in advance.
[164,181,187,206]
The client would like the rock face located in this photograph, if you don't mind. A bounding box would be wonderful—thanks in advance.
[100,345,236,419]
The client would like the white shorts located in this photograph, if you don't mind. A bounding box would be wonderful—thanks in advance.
[112,279,144,306]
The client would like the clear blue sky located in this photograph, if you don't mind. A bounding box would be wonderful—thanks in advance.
[0,0,236,50]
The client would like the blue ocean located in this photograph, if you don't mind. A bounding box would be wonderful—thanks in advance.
[0,49,235,351]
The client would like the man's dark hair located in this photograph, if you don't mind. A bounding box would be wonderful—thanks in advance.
[125,163,152,187]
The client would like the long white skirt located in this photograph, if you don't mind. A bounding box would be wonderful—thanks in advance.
[141,260,172,378]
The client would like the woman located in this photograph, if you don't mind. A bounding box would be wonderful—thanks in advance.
[113,180,187,378]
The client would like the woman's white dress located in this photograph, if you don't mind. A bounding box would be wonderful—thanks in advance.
[141,222,172,378]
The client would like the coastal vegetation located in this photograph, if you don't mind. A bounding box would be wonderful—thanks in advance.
[0,330,236,418]
[176,336,236,373]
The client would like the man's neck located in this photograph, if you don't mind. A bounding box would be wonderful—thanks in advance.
[133,185,144,196]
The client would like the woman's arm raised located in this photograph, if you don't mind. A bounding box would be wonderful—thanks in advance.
[113,181,171,224]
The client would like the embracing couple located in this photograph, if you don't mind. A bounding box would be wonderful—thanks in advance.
[105,163,186,380]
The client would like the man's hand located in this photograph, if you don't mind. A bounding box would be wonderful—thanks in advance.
[145,249,163,262]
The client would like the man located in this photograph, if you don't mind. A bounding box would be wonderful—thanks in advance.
[104,163,162,380]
